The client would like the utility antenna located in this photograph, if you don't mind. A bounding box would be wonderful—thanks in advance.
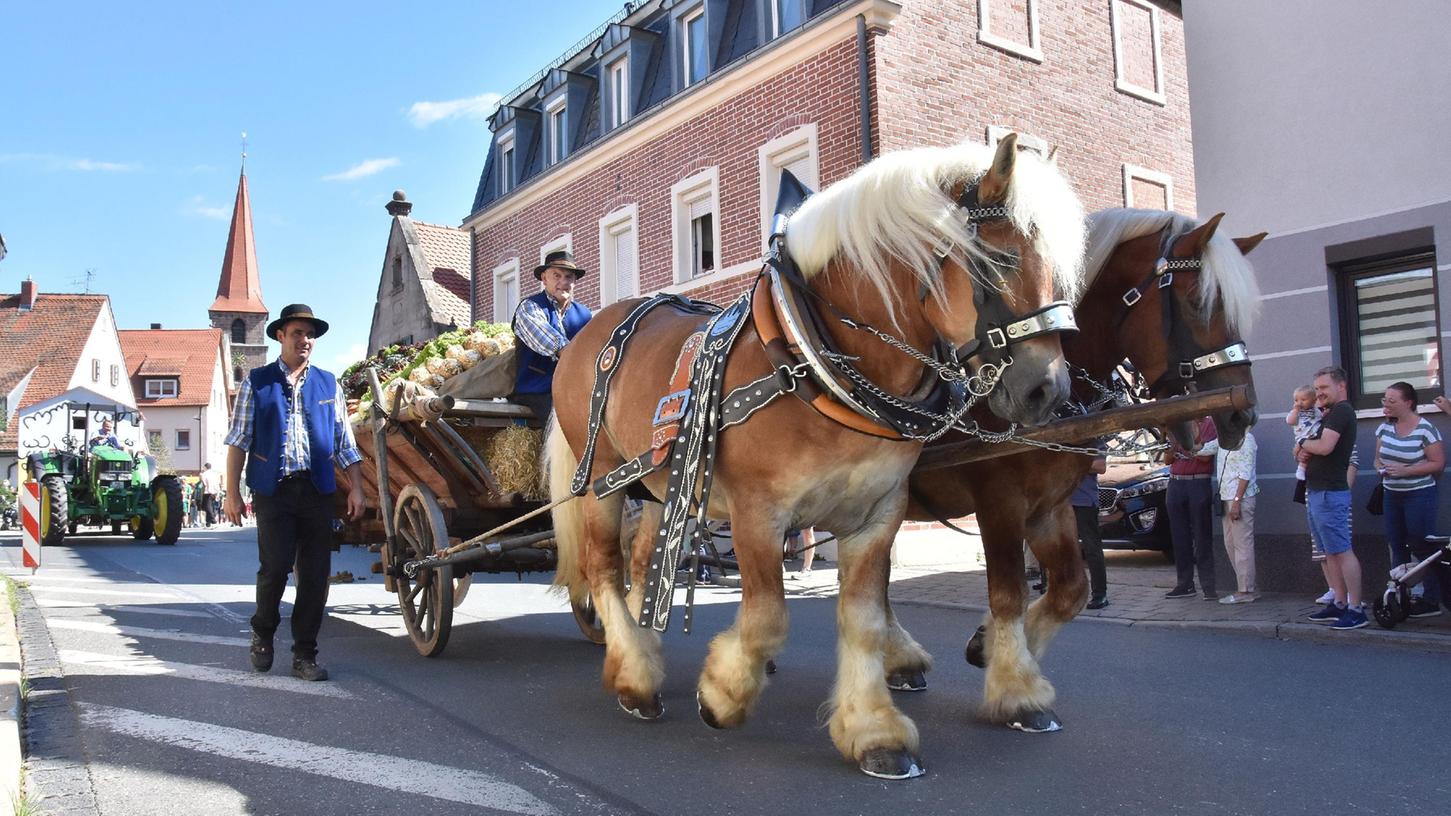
[72,267,97,294]
[241,131,248,171]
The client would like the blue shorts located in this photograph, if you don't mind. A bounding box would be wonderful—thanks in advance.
[1307,489,1353,556]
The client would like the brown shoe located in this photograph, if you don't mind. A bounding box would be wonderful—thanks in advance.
[291,658,329,682]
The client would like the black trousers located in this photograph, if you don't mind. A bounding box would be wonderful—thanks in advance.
[251,476,334,660]
[1073,504,1108,599]
[1167,477,1216,594]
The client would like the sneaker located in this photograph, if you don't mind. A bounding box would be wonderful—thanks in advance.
[1165,586,1197,599]
[1407,598,1444,619]
[291,658,330,682]
[1086,596,1109,610]
[1330,607,1369,630]
[1218,593,1258,605]
[1202,592,1220,601]
[249,634,274,672]
[1315,589,1336,604]
[1308,602,1346,623]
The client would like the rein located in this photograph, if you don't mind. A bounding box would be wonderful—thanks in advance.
[1114,226,1250,396]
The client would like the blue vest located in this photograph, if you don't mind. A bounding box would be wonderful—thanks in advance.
[245,363,339,497]
[513,291,592,395]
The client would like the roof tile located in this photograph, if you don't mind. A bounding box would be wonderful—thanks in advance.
[118,329,225,407]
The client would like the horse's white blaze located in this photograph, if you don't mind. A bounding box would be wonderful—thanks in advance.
[77,704,559,815]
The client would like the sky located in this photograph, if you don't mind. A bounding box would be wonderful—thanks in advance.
[1,0,621,371]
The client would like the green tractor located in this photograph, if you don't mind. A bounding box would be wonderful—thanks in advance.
[28,443,184,546]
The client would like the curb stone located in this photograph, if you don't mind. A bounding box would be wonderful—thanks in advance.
[1,582,21,816]
[13,586,102,816]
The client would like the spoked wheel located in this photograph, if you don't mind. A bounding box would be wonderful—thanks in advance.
[393,484,454,657]
[572,593,606,645]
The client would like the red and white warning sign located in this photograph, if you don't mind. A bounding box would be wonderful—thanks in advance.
[19,480,41,570]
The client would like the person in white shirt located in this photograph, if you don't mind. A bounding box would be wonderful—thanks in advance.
[1199,431,1259,603]
[200,462,223,528]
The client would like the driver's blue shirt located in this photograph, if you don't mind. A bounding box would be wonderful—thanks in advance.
[89,434,120,450]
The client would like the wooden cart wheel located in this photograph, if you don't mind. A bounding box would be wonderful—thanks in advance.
[393,484,454,657]
[571,593,606,645]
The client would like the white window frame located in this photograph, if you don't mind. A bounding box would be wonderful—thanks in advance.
[545,95,568,166]
[757,124,820,250]
[145,379,179,399]
[770,0,805,38]
[539,233,573,267]
[1122,163,1174,209]
[598,204,641,306]
[986,126,1050,157]
[608,57,630,129]
[175,428,191,451]
[497,130,516,195]
[1110,0,1166,105]
[91,359,101,382]
[671,167,722,283]
[492,259,521,323]
[681,6,708,88]
[977,0,1043,63]
[109,363,120,387]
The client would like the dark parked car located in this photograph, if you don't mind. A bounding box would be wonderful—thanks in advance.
[1097,460,1173,560]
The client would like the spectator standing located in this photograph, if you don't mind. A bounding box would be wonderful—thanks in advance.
[1070,455,1110,610]
[1201,431,1260,603]
[1298,366,1368,630]
[200,462,222,528]
[1377,383,1445,617]
[1164,417,1218,600]
[190,479,204,528]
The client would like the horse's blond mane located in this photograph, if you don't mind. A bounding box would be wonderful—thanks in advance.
[784,141,1086,324]
[1084,208,1262,334]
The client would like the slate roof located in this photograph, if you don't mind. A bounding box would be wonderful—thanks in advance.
[118,329,225,407]
[0,293,108,451]
[412,221,473,328]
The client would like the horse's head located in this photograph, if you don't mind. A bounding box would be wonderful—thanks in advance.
[1076,210,1265,450]
[922,136,1085,427]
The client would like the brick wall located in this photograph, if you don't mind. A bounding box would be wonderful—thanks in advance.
[874,0,1194,215]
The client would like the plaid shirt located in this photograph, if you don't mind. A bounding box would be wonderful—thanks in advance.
[513,296,571,358]
[224,359,363,475]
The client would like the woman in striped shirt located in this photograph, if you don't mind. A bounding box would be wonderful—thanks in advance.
[1374,381,1445,616]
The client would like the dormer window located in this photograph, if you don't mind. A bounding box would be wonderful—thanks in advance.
[498,132,516,194]
[609,58,630,128]
[546,97,568,165]
[682,7,708,87]
[145,378,179,399]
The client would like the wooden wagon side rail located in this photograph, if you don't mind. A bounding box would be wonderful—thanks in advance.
[914,384,1253,471]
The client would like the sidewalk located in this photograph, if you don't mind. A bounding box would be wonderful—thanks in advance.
[770,530,1451,654]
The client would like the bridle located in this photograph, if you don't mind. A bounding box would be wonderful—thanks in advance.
[1114,226,1250,397]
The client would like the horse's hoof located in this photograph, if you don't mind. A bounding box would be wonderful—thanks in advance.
[886,669,928,692]
[617,693,664,721]
[964,625,987,669]
[765,659,777,675]
[1006,707,1062,734]
[696,691,726,730]
[859,748,925,780]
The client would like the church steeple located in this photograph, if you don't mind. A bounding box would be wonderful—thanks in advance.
[209,150,270,383]
[209,169,267,314]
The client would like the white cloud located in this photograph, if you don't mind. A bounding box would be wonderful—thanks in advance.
[0,153,140,172]
[333,343,367,370]
[407,92,502,128]
[322,158,400,182]
[184,195,230,220]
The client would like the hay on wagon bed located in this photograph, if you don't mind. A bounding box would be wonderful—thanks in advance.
[485,425,546,499]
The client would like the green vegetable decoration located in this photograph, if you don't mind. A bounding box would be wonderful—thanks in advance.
[342,321,516,419]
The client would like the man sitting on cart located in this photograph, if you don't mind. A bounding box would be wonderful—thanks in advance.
[223,303,367,682]
[510,250,593,422]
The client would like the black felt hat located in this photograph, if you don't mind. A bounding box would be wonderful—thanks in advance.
[533,250,588,280]
[266,304,330,340]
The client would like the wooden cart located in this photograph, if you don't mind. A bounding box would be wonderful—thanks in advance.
[335,370,603,657]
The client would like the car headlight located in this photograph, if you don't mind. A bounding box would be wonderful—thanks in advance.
[1131,508,1158,532]
[1119,477,1168,499]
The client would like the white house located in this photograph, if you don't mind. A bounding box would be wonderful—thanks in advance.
[118,327,233,476]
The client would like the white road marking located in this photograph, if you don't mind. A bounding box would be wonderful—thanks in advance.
[29,585,182,599]
[77,704,559,815]
[58,650,353,699]
[36,600,215,618]
[47,618,251,647]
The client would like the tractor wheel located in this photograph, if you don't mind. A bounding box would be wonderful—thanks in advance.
[40,476,68,546]
[130,515,154,541]
[152,478,184,545]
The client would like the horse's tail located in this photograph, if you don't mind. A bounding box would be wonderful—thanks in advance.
[545,415,588,605]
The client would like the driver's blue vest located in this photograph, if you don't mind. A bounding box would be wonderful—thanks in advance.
[513,291,592,395]
[245,364,339,497]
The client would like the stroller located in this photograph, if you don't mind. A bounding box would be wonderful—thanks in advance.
[1372,534,1451,629]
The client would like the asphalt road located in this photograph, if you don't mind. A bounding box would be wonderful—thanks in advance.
[2,525,1447,816]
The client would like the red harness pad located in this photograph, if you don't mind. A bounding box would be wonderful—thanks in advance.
[650,331,707,466]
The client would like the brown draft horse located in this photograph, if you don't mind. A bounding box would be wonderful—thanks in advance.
[546,136,1086,778]
[903,208,1266,732]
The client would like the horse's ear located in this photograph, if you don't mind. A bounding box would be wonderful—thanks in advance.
[1233,231,1269,256]
[979,133,1018,203]
[1183,212,1225,255]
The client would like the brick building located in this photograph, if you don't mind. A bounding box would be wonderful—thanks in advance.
[464,0,1192,321]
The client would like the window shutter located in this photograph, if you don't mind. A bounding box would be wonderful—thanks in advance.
[615,225,637,299]
[688,195,713,220]
[784,154,813,187]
